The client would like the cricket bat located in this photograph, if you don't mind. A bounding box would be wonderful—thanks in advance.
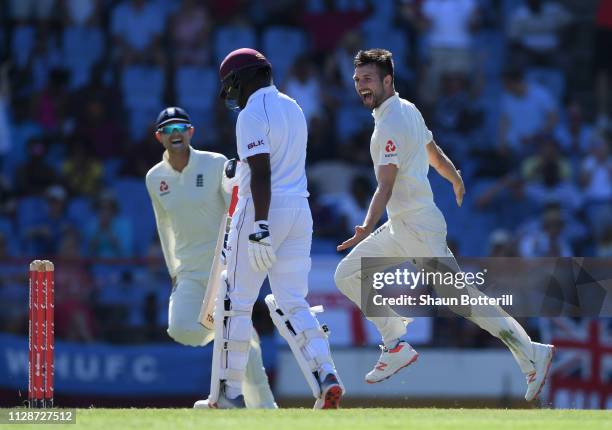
[198,186,239,330]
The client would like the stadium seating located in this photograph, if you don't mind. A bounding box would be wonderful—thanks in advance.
[120,66,165,139]
[213,25,257,64]
[111,178,156,256]
[61,26,105,89]
[174,66,217,129]
[11,25,35,69]
[262,26,308,85]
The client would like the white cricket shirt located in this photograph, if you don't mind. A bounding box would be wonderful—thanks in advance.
[145,146,230,278]
[370,93,439,219]
[234,85,309,199]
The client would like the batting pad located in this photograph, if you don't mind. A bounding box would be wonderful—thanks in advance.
[265,294,344,399]
[209,271,250,404]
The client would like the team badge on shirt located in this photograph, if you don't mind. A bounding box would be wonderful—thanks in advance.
[160,180,170,196]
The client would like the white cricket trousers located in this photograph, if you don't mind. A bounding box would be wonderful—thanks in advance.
[167,274,276,407]
[334,207,536,374]
[223,195,335,395]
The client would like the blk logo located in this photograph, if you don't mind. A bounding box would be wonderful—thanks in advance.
[196,174,203,187]
[247,139,264,150]
[385,140,396,153]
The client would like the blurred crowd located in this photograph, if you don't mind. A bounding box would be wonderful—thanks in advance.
[0,0,611,346]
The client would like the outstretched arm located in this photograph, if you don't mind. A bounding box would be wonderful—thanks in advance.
[337,164,397,251]
[426,140,465,207]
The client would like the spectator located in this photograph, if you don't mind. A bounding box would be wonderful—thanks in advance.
[0,231,10,259]
[62,0,99,26]
[594,0,612,129]
[283,56,323,123]
[488,229,517,257]
[110,0,166,66]
[521,137,572,183]
[0,62,11,170]
[336,175,374,237]
[5,97,43,179]
[498,66,558,156]
[7,0,56,23]
[420,0,480,104]
[61,136,104,197]
[580,137,612,235]
[595,223,612,256]
[33,68,71,132]
[519,206,573,257]
[555,100,595,155]
[54,228,97,342]
[327,31,363,93]
[169,0,212,66]
[522,152,581,214]
[73,98,126,160]
[86,190,133,258]
[14,137,57,196]
[433,71,484,160]
[23,185,75,256]
[309,183,342,240]
[508,0,572,67]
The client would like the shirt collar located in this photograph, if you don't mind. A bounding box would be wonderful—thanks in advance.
[372,93,400,121]
[163,144,194,173]
[246,85,278,105]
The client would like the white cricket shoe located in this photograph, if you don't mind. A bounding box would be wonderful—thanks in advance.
[524,342,555,401]
[365,341,419,384]
[194,386,246,409]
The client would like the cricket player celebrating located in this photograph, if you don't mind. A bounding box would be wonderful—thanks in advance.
[145,106,276,409]
[201,48,343,409]
[334,49,555,401]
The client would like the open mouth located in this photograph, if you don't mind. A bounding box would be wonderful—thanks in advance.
[360,89,373,104]
[170,138,183,147]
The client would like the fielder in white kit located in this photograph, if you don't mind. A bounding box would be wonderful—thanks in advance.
[145,107,276,409]
[202,48,343,409]
[334,49,555,401]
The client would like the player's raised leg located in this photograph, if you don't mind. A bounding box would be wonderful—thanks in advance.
[335,222,417,384]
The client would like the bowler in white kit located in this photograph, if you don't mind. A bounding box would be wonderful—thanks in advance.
[334,49,555,401]
[145,106,276,408]
[202,48,343,409]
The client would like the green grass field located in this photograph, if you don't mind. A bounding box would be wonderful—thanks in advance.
[6,408,610,430]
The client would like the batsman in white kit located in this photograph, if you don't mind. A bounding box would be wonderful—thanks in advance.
[200,48,343,409]
[145,107,276,409]
[334,49,555,401]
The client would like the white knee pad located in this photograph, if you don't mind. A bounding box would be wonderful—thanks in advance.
[264,294,343,399]
[209,271,252,404]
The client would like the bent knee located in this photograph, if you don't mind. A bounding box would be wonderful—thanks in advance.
[167,321,213,346]
[334,259,356,287]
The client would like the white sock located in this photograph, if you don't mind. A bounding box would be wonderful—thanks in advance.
[384,338,400,349]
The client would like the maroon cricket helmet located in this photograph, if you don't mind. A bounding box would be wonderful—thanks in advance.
[219,48,272,81]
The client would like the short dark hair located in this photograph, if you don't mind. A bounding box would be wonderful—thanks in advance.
[354,49,394,81]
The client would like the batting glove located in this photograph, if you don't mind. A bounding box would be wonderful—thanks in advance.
[221,158,239,194]
[248,220,276,272]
